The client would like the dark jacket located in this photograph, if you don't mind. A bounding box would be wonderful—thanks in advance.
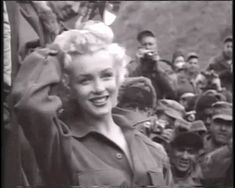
[207,51,232,76]
[12,45,173,187]
[200,145,232,187]
[127,58,176,100]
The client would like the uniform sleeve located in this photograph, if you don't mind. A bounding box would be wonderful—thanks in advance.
[11,46,73,185]
[200,145,232,186]
[154,69,177,100]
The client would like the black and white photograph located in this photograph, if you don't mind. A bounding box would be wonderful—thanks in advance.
[2,1,233,187]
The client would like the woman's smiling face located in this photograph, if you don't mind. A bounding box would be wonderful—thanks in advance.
[68,50,118,118]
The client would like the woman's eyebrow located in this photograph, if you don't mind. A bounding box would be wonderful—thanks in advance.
[101,68,113,72]
[74,74,92,80]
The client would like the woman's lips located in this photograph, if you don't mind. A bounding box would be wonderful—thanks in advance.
[89,96,109,106]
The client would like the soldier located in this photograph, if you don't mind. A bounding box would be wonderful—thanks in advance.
[207,35,233,76]
[152,99,189,147]
[117,76,158,137]
[195,90,226,130]
[200,101,232,186]
[169,129,204,187]
[203,101,232,154]
[127,30,176,99]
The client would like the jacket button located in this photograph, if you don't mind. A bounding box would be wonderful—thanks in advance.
[116,153,123,159]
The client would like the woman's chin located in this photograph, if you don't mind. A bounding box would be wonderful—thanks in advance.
[86,105,112,118]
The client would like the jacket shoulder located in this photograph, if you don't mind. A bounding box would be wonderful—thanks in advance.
[136,132,169,162]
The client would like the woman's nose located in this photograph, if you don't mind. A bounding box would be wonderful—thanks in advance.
[93,79,105,93]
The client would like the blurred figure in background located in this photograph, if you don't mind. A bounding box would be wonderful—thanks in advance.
[195,90,226,130]
[174,66,197,99]
[171,50,186,72]
[186,52,200,80]
[207,35,233,76]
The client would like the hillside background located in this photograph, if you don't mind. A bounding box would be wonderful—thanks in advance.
[111,1,232,69]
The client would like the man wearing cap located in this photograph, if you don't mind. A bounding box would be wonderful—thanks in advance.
[190,120,208,139]
[155,99,186,129]
[127,30,176,100]
[117,76,158,137]
[195,90,226,130]
[186,52,200,79]
[200,102,233,186]
[207,35,233,76]
[174,52,202,99]
[169,128,204,187]
[152,100,189,146]
[118,76,157,116]
[203,101,232,154]
[171,50,186,72]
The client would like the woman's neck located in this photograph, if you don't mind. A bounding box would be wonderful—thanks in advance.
[82,112,118,136]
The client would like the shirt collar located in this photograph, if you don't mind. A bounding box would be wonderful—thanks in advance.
[70,107,135,139]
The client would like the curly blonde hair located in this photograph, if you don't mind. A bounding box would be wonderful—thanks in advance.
[53,20,128,85]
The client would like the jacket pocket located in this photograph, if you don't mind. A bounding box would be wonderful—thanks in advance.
[148,170,165,186]
[77,168,129,187]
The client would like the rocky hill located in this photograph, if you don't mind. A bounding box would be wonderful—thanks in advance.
[111,1,232,69]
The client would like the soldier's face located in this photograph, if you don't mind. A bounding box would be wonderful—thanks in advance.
[187,57,199,73]
[210,118,232,145]
[201,108,213,129]
[173,56,185,70]
[140,36,158,52]
[172,147,197,173]
[223,41,232,59]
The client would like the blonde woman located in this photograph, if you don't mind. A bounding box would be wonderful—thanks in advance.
[12,21,172,187]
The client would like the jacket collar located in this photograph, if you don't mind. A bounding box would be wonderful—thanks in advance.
[70,107,136,139]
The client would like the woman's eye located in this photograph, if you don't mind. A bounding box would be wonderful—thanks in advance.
[102,72,114,79]
[78,78,91,85]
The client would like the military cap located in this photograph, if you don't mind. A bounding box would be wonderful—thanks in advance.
[171,131,203,151]
[157,99,185,120]
[223,35,232,43]
[190,120,207,133]
[186,52,199,61]
[212,101,232,121]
